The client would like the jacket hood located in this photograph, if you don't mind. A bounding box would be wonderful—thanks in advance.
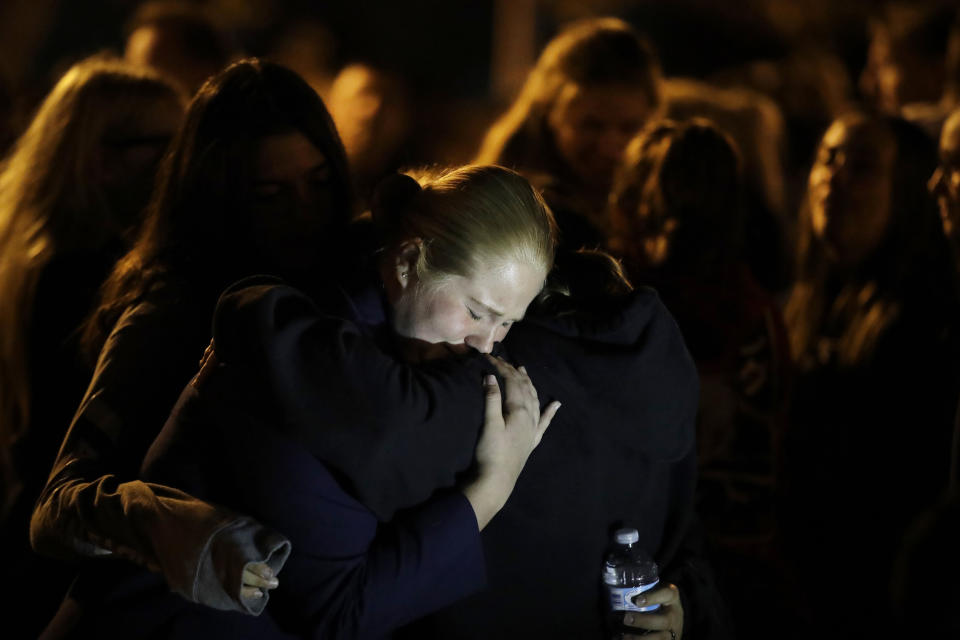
[502,287,698,462]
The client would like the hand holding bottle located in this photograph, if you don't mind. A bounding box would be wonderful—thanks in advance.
[621,583,684,639]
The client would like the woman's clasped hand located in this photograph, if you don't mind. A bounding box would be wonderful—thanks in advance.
[463,356,561,529]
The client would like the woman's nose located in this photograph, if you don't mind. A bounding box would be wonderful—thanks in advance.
[465,326,499,354]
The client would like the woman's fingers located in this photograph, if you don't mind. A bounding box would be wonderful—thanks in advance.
[623,584,682,639]
[485,355,554,420]
[624,610,671,630]
[634,583,680,608]
[537,400,562,442]
[482,355,560,450]
[483,374,505,428]
[242,563,279,590]
[241,585,263,599]
[484,354,519,378]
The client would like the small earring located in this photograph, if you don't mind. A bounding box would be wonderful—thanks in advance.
[401,272,408,279]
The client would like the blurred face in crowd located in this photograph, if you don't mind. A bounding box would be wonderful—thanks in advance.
[327,64,408,177]
[99,94,184,230]
[247,131,333,271]
[861,22,945,113]
[125,25,222,95]
[388,245,546,361]
[637,205,678,268]
[808,118,896,267]
[619,161,678,268]
[547,82,657,189]
[929,110,960,248]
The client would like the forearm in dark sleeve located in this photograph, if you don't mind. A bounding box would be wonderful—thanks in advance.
[214,283,486,518]
[278,492,486,639]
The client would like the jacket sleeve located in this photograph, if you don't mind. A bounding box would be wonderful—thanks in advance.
[212,280,488,519]
[277,492,486,639]
[144,371,486,638]
[29,301,289,615]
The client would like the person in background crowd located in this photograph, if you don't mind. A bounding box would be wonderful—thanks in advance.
[861,3,960,139]
[661,81,792,294]
[476,17,664,251]
[887,104,960,638]
[123,0,237,96]
[607,118,789,639]
[780,112,960,639]
[326,63,412,210]
[930,107,960,271]
[30,59,354,623]
[0,55,184,639]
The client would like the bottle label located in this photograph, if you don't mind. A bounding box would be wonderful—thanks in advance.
[607,579,661,613]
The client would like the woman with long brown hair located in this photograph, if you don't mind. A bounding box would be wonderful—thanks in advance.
[780,113,960,638]
[31,58,354,618]
[477,17,663,250]
[0,54,185,637]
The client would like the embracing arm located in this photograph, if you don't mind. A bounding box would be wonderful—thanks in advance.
[213,279,492,519]
[29,302,288,614]
[278,490,485,640]
[274,356,559,638]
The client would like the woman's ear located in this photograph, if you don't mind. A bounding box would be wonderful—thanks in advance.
[394,238,423,290]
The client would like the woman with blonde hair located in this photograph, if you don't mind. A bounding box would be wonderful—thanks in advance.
[477,17,663,250]
[0,54,184,636]
[56,164,563,638]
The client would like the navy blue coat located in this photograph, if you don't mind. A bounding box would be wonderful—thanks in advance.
[65,278,491,639]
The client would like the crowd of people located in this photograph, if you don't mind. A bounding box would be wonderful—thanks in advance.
[1,2,959,639]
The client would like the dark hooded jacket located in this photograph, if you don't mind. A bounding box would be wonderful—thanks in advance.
[402,288,729,638]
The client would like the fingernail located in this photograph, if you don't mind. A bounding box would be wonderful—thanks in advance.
[624,613,634,625]
[267,578,279,588]
[258,566,274,579]
[485,374,496,385]
[251,589,263,598]
[634,596,646,605]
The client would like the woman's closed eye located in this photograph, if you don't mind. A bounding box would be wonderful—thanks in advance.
[469,311,513,331]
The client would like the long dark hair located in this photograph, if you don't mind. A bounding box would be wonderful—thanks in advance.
[608,118,743,277]
[0,57,182,504]
[786,113,958,366]
[82,58,353,359]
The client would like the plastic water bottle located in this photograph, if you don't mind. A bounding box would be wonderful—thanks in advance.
[603,527,661,618]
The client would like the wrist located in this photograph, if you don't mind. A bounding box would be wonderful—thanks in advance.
[461,473,513,530]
